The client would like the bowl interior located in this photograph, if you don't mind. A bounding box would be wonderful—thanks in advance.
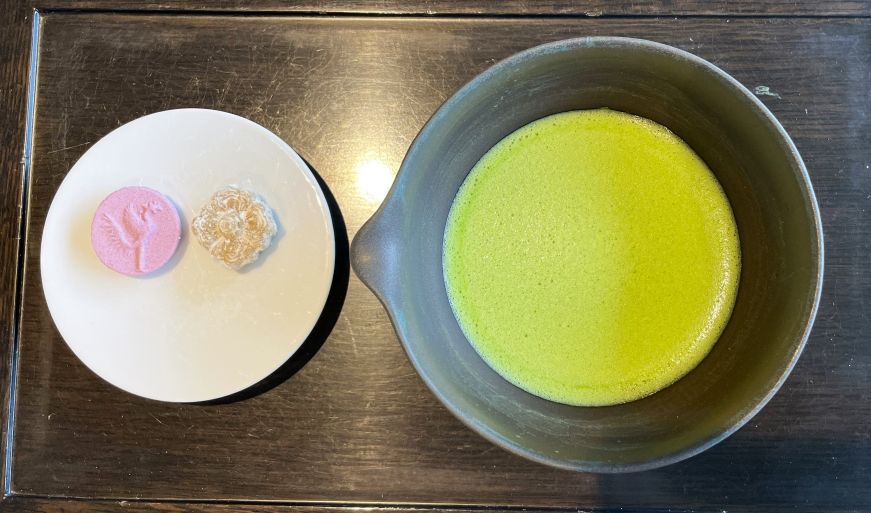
[356,38,822,471]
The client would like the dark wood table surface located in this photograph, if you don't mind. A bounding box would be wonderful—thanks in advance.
[1,2,870,512]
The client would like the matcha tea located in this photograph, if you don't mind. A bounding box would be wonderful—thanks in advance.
[443,109,740,406]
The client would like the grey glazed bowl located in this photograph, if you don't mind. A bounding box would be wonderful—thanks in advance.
[351,37,823,472]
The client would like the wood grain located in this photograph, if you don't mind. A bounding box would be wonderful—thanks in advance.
[6,12,870,512]
[0,1,36,499]
[29,0,871,17]
[0,498,601,513]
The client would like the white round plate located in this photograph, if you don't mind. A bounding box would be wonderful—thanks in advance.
[41,109,336,402]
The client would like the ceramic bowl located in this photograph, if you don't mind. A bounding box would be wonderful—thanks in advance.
[351,37,823,472]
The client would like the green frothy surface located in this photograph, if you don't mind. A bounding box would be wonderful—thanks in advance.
[443,109,740,406]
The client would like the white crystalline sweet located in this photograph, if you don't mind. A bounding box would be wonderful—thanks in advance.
[192,187,278,270]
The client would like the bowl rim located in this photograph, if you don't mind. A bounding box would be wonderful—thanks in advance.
[355,36,825,473]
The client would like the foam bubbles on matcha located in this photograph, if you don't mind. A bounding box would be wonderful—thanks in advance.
[443,108,740,406]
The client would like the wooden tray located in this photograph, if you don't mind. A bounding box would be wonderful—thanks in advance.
[4,9,870,513]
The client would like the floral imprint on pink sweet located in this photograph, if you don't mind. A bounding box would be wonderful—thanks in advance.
[91,187,182,276]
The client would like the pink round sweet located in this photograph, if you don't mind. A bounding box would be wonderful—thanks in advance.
[91,186,181,277]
